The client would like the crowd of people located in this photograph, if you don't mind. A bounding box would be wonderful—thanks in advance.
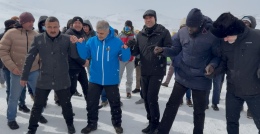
[0,7,259,134]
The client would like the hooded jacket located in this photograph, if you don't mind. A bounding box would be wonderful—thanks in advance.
[38,16,48,33]
[83,19,96,41]
[241,16,257,29]
[77,27,130,85]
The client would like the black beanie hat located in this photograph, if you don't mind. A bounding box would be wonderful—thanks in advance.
[186,8,204,27]
[143,9,157,22]
[125,20,134,30]
[211,12,245,38]
[4,19,16,28]
[72,16,83,24]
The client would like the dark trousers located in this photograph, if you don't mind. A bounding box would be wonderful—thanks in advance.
[226,91,260,134]
[158,82,207,134]
[87,82,122,127]
[141,75,163,129]
[69,68,88,98]
[28,88,73,131]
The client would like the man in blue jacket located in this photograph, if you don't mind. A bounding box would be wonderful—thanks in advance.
[74,20,131,134]
[154,8,220,134]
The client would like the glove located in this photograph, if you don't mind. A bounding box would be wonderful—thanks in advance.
[154,46,163,55]
[126,39,136,47]
[205,64,214,75]
[257,68,260,79]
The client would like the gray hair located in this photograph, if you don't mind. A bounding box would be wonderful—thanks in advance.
[45,16,59,24]
[96,20,109,31]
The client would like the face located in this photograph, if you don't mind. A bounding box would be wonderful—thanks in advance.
[242,20,251,28]
[144,16,156,28]
[224,35,237,44]
[187,26,200,35]
[96,29,109,40]
[83,25,90,33]
[72,21,83,31]
[22,21,34,31]
[45,21,60,37]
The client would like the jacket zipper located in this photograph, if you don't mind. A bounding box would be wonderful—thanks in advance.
[107,46,110,61]
[102,41,105,85]
[96,46,99,61]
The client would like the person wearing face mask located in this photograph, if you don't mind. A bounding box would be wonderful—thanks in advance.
[154,8,220,134]
[130,9,172,134]
[210,12,260,134]
[240,15,257,119]
[37,16,48,33]
[118,20,135,99]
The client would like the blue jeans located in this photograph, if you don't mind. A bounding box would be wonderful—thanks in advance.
[7,70,39,122]
[226,91,260,134]
[186,89,191,100]
[101,89,107,102]
[3,68,26,106]
[206,73,224,105]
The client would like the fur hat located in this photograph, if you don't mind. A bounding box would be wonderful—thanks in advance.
[19,12,35,24]
[143,9,157,22]
[186,8,204,27]
[211,12,245,38]
[4,19,16,28]
[72,16,83,24]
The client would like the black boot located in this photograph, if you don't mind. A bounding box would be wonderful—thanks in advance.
[7,121,19,130]
[18,105,30,113]
[211,104,219,111]
[114,126,123,134]
[81,124,97,134]
[39,115,48,124]
[67,124,76,134]
[142,124,151,133]
[26,129,36,134]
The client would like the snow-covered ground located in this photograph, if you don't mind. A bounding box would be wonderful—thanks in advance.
[0,66,258,134]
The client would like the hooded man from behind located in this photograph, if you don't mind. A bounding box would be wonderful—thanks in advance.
[211,12,260,134]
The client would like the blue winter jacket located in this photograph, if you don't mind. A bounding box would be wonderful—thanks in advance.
[162,25,221,90]
[77,27,131,85]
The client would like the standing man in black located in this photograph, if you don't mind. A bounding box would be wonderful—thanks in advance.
[65,16,89,101]
[131,9,172,134]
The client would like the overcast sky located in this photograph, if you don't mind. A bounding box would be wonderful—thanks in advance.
[0,0,259,30]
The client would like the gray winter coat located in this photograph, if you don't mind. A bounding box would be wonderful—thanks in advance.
[21,32,79,90]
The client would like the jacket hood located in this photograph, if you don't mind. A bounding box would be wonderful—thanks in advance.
[83,19,94,31]
[104,26,115,40]
[38,16,48,33]
[241,15,257,29]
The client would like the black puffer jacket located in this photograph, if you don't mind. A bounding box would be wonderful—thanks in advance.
[216,27,260,96]
[65,28,86,69]
[132,24,172,76]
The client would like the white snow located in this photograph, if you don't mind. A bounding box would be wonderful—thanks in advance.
[0,66,257,134]
[0,0,259,133]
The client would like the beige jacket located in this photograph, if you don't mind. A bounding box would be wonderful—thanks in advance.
[0,28,39,72]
